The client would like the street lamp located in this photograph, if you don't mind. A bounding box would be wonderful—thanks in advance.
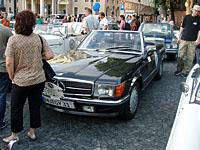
[138,0,141,16]
[14,0,17,18]
[91,0,93,10]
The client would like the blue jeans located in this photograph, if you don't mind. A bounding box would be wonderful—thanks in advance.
[0,73,11,125]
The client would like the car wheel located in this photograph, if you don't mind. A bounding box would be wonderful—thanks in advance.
[154,60,163,80]
[121,82,140,120]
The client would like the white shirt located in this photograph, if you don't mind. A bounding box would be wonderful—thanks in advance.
[82,14,99,33]
[98,17,109,30]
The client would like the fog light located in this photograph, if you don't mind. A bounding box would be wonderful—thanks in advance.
[82,106,95,112]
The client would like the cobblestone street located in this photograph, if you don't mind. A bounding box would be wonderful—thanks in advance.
[0,60,184,150]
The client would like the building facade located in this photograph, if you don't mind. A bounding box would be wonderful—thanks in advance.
[3,0,154,18]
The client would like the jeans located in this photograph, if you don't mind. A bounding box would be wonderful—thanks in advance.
[0,73,11,125]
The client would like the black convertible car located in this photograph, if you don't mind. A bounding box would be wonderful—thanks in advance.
[42,30,165,120]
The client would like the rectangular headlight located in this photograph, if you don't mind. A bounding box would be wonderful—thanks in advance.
[94,82,126,98]
[94,84,115,97]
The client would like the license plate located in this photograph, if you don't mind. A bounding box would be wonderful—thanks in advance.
[44,98,75,109]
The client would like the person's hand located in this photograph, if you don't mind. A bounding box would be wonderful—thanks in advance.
[194,40,200,45]
[177,38,181,44]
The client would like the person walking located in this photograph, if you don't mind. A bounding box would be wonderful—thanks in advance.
[119,15,126,30]
[82,8,99,34]
[130,15,139,31]
[175,4,200,77]
[0,23,13,130]
[98,12,109,30]
[2,10,54,143]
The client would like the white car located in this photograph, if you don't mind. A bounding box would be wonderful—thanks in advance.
[166,63,200,150]
[34,22,84,55]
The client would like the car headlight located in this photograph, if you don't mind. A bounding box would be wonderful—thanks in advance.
[166,43,171,49]
[94,84,114,97]
[166,39,178,49]
[172,38,178,48]
[94,82,125,97]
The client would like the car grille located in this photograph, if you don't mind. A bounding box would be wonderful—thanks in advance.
[54,79,93,97]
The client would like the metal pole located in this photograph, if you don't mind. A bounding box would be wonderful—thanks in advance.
[14,0,17,18]
[91,0,93,10]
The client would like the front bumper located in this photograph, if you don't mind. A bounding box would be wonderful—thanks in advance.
[165,48,178,54]
[42,95,130,117]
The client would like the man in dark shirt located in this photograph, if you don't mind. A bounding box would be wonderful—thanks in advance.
[175,4,200,77]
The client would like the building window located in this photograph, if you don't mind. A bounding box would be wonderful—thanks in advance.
[74,7,78,15]
[9,7,11,13]
[85,0,89,2]
[74,0,78,2]
[9,0,11,3]
[96,0,100,2]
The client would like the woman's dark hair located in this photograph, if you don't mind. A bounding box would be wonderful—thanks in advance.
[120,15,125,20]
[15,10,36,36]
[99,12,105,17]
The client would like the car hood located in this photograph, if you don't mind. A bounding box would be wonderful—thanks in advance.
[52,52,141,83]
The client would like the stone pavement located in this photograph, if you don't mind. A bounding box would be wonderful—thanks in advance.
[0,61,183,150]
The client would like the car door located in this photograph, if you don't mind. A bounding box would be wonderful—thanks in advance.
[143,45,158,85]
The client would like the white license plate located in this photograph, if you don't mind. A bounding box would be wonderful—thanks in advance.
[44,98,75,109]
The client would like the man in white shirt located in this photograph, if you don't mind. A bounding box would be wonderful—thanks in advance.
[98,12,109,30]
[82,8,99,34]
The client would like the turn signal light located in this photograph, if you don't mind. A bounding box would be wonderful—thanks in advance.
[115,82,125,97]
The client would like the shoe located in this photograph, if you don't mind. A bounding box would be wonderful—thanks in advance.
[2,135,19,143]
[27,131,36,141]
[174,70,182,76]
[181,73,188,78]
[0,122,6,130]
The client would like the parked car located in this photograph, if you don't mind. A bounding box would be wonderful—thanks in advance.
[34,22,84,55]
[166,63,200,150]
[139,23,178,59]
[42,30,165,120]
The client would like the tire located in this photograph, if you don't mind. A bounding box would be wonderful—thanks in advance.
[154,60,163,80]
[121,82,140,120]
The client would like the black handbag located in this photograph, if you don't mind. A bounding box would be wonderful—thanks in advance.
[38,35,56,81]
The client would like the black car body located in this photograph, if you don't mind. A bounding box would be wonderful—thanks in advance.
[139,23,178,59]
[42,30,165,120]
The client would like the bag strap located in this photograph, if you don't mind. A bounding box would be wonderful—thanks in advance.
[38,34,44,54]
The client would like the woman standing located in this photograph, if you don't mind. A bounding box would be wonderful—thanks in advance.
[3,10,54,142]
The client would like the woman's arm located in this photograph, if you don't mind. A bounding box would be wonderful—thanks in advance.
[6,56,14,80]
[43,49,54,60]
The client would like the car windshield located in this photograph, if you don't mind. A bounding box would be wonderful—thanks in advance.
[34,24,67,36]
[34,22,83,36]
[141,23,171,36]
[78,31,142,53]
[62,22,83,35]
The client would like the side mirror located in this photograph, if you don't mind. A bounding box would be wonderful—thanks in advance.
[146,45,156,55]
[180,82,189,93]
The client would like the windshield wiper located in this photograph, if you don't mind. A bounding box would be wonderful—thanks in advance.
[95,47,141,53]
